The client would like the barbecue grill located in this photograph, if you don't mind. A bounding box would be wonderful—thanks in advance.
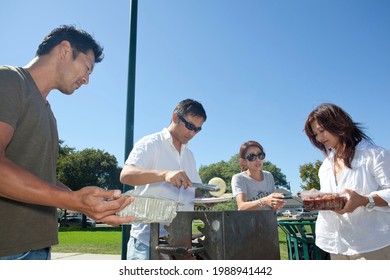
[149,210,280,260]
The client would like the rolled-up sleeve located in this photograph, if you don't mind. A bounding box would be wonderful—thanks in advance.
[371,148,390,208]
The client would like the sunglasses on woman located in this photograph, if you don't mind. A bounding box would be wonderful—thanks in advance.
[246,152,266,162]
[178,114,202,133]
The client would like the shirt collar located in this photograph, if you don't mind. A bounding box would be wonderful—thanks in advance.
[161,127,172,141]
[330,139,372,157]
[161,128,188,150]
[355,139,372,150]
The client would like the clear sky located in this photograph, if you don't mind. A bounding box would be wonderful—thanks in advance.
[1,0,389,195]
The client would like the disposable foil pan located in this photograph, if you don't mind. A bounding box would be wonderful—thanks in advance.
[117,191,181,224]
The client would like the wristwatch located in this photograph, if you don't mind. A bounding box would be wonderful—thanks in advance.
[365,195,375,212]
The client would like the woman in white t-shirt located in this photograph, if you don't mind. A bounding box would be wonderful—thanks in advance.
[231,140,286,211]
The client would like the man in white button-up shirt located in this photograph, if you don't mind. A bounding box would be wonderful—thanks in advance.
[120,99,207,260]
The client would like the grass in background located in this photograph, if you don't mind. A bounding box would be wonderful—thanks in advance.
[53,227,122,255]
[52,226,289,259]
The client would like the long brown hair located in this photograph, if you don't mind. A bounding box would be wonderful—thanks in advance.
[239,141,265,171]
[304,103,371,168]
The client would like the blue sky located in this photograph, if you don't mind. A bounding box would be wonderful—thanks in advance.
[1,0,389,195]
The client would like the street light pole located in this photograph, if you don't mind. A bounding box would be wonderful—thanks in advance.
[121,0,138,260]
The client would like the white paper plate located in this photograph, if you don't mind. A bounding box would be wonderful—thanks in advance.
[194,195,235,204]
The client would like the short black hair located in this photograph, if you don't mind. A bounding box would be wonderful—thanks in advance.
[174,99,207,121]
[36,25,104,63]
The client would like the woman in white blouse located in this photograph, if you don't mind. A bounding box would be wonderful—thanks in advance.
[304,103,390,260]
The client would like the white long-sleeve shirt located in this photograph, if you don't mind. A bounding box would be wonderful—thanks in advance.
[316,140,390,255]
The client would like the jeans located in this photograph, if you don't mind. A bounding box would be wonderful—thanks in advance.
[0,247,51,260]
[127,237,149,260]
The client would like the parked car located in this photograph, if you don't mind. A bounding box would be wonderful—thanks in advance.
[59,215,96,228]
[282,210,292,217]
[292,211,317,221]
[276,210,284,216]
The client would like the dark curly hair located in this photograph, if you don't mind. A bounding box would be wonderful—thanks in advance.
[36,25,104,63]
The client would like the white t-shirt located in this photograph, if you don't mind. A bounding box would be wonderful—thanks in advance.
[316,140,390,255]
[231,171,275,210]
[125,128,201,245]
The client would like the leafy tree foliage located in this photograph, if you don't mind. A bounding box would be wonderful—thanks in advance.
[57,146,122,191]
[199,160,238,193]
[58,139,76,159]
[299,160,322,190]
[56,141,122,227]
[263,161,288,187]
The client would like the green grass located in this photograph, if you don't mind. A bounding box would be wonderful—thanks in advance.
[278,229,289,260]
[52,225,289,259]
[53,227,123,255]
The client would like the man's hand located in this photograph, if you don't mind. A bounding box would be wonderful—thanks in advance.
[164,170,192,189]
[71,187,135,226]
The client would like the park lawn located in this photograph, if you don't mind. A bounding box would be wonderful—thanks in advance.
[52,227,123,255]
[52,226,289,259]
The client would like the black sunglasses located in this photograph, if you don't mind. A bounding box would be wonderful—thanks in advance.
[178,115,202,133]
[246,152,266,162]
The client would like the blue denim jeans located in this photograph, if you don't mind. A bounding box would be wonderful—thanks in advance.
[0,247,51,260]
[127,237,149,260]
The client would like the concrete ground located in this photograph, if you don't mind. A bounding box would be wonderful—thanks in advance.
[51,252,121,260]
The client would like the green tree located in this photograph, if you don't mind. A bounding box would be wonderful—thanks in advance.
[263,161,288,187]
[199,160,237,193]
[58,139,76,159]
[57,148,122,191]
[299,160,322,190]
[56,143,122,227]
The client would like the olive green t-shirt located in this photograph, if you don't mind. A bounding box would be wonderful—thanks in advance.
[0,66,59,257]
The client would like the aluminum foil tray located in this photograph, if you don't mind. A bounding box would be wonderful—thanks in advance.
[117,191,181,224]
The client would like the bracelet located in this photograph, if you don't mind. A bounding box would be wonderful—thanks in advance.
[258,198,264,208]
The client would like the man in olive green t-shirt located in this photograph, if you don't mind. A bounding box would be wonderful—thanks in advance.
[0,25,134,260]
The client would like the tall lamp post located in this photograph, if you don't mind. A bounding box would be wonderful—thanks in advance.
[122,0,138,260]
